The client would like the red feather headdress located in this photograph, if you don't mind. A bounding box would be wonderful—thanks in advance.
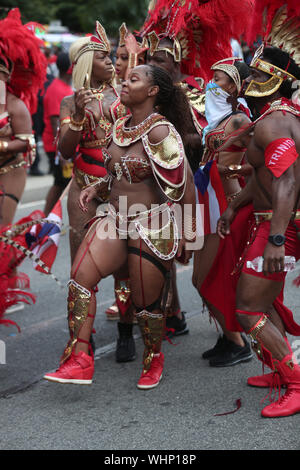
[246,0,300,48]
[141,0,254,80]
[0,8,47,114]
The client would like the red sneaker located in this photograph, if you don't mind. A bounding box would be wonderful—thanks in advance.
[137,352,164,390]
[247,372,286,388]
[261,386,300,418]
[43,351,94,385]
[261,353,300,418]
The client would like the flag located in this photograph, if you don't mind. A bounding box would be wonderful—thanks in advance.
[194,160,227,235]
[26,200,62,274]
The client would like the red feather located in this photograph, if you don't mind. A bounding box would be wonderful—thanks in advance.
[0,211,43,330]
[246,0,300,45]
[142,0,254,80]
[0,8,47,114]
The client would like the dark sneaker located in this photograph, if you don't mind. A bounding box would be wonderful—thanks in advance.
[165,312,189,339]
[202,335,227,359]
[209,335,253,367]
[116,322,136,363]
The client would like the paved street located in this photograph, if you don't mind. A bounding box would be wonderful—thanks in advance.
[1,157,300,451]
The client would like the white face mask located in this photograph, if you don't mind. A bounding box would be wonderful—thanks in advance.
[202,81,249,144]
[202,81,232,144]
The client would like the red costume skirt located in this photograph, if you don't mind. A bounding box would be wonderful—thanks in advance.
[200,205,300,335]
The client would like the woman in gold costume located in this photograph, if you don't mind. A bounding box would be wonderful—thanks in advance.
[44,64,196,389]
[57,22,140,361]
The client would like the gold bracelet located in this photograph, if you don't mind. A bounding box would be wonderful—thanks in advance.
[70,114,86,126]
[128,53,138,69]
[69,122,83,132]
[0,140,8,152]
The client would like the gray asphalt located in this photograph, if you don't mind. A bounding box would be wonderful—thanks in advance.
[1,153,300,451]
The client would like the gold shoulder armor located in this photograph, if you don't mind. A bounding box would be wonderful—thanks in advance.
[142,124,187,202]
[142,124,184,169]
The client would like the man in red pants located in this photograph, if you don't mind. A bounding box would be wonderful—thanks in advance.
[218,4,300,417]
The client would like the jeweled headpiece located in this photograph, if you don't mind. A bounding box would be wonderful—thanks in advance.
[141,0,254,81]
[245,2,300,97]
[211,58,243,94]
[74,21,111,63]
[118,23,128,47]
[147,31,182,62]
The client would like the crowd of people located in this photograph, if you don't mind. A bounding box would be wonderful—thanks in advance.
[1,0,300,419]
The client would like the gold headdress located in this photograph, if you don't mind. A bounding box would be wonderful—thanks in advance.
[211,57,243,94]
[147,31,182,63]
[141,0,254,81]
[118,23,128,48]
[74,21,111,64]
[245,2,300,97]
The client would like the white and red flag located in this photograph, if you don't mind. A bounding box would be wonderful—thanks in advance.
[194,160,227,235]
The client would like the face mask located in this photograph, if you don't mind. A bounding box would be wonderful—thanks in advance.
[202,81,232,144]
[202,80,250,144]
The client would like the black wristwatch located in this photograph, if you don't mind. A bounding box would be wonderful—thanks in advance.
[268,234,286,246]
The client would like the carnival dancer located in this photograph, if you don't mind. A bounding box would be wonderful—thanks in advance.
[0,9,46,228]
[193,58,254,367]
[57,23,136,362]
[0,9,46,320]
[43,64,196,389]
[115,23,147,84]
[104,23,147,323]
[218,1,300,417]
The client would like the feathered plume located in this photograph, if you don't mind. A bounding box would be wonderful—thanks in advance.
[246,0,300,46]
[142,0,254,80]
[0,8,47,114]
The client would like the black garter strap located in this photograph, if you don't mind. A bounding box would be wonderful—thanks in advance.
[0,191,19,203]
[135,299,161,313]
[0,155,16,169]
[128,246,169,278]
[128,246,171,312]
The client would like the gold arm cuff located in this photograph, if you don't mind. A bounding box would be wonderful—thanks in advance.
[60,117,71,126]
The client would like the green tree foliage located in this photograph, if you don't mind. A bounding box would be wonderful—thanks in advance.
[1,0,149,37]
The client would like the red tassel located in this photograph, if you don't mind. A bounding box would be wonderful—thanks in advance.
[214,399,242,416]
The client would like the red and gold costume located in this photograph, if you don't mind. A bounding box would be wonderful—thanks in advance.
[209,1,300,418]
[0,9,46,326]
[55,110,188,382]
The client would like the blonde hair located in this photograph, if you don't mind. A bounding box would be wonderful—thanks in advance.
[69,37,93,90]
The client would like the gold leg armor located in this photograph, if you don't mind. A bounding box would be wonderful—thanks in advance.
[60,279,92,364]
[136,310,165,372]
[247,314,274,370]
[114,278,132,317]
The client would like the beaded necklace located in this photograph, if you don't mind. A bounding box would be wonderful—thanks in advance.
[113,112,164,146]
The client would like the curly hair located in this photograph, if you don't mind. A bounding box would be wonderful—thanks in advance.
[145,64,194,146]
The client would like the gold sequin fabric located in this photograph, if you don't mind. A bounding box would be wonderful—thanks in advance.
[60,280,91,364]
[135,311,165,371]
